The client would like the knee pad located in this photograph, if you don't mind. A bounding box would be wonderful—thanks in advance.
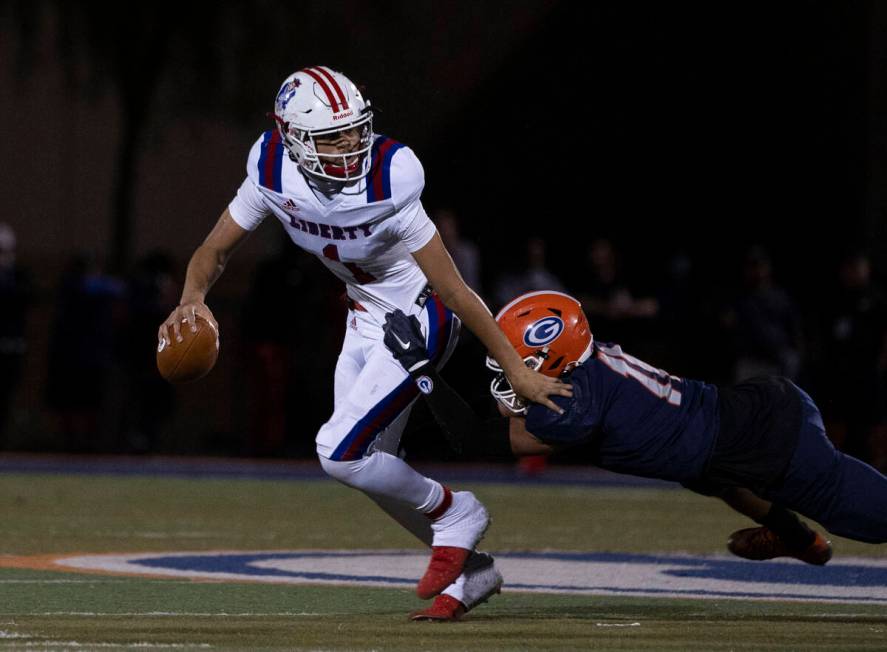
[318,454,368,487]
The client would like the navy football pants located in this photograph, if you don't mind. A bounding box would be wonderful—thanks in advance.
[763,385,887,544]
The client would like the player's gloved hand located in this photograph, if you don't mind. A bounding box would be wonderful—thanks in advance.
[383,309,430,372]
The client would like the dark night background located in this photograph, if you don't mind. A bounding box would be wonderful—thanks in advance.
[1,1,886,465]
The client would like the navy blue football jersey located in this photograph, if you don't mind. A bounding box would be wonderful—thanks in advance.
[525,342,720,483]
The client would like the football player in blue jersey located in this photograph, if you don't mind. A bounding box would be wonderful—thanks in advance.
[383,291,887,621]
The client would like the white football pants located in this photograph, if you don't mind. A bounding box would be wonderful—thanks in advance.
[317,293,459,522]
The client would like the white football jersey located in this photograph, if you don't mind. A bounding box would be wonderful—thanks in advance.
[228,131,437,323]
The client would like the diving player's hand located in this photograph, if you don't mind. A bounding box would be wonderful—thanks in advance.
[158,301,218,346]
[507,365,572,415]
[383,309,430,372]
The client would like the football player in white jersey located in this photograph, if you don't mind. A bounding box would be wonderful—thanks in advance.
[158,66,570,614]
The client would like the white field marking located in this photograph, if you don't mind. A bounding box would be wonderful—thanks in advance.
[0,613,335,617]
[126,532,234,540]
[0,643,211,649]
[0,580,128,584]
[0,581,198,585]
[0,631,31,638]
[75,531,232,540]
[42,549,887,605]
[595,622,641,627]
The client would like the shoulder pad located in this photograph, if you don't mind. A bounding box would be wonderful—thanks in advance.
[366,135,423,206]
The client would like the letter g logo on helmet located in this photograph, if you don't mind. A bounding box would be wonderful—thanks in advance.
[523,317,564,347]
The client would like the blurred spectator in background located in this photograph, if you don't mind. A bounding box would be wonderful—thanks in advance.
[240,240,307,457]
[723,246,803,383]
[46,253,125,452]
[119,251,179,453]
[655,251,701,373]
[812,250,887,468]
[491,236,566,475]
[434,209,482,293]
[493,237,565,309]
[575,238,658,352]
[0,223,31,448]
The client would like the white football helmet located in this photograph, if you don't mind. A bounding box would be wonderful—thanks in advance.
[272,66,374,183]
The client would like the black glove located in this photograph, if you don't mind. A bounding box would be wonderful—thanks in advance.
[383,309,430,372]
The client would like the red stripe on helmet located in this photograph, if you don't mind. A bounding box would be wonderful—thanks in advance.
[313,66,349,111]
[301,68,340,112]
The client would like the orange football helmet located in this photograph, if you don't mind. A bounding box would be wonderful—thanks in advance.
[486,290,594,414]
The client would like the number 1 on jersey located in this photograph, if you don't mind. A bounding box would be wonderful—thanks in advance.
[322,244,377,284]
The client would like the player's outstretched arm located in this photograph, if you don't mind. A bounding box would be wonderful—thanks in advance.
[158,209,251,346]
[383,309,515,459]
[411,233,572,414]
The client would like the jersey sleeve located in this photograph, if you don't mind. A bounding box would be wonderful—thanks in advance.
[524,368,595,445]
[227,134,272,231]
[525,395,586,445]
[389,147,436,252]
[228,177,270,231]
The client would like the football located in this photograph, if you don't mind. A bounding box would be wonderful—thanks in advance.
[156,316,219,383]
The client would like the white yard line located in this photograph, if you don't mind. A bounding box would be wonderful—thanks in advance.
[0,643,211,648]
[0,612,334,617]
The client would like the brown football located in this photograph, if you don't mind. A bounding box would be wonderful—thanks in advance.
[156,315,219,383]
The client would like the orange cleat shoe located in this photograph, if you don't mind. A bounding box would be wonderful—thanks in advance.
[727,526,832,565]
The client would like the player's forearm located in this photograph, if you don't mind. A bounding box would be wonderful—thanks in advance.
[180,245,228,304]
[406,362,513,460]
[442,285,526,375]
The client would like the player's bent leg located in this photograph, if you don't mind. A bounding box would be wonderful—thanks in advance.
[804,452,887,544]
[320,454,491,598]
[316,323,489,600]
[715,487,833,564]
[319,453,445,511]
[764,387,887,545]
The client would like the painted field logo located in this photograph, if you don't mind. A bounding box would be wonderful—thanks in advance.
[12,550,887,605]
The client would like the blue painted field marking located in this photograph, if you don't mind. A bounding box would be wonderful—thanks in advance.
[46,550,887,605]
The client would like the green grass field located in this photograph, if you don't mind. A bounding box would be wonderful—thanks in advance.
[1,472,885,650]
